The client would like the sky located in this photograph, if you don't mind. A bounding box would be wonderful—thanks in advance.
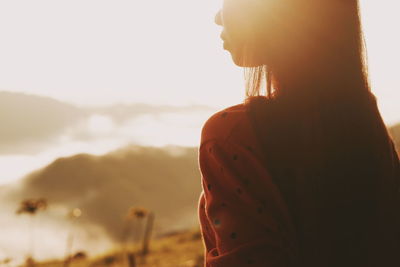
[0,0,243,109]
[0,0,397,122]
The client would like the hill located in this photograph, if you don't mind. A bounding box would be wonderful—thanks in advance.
[5,145,202,242]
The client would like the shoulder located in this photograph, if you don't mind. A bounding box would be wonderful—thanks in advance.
[200,103,247,145]
[200,103,257,147]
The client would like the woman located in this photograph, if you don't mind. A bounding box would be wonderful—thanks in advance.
[197,0,400,266]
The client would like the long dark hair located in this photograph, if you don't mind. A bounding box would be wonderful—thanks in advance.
[243,1,400,266]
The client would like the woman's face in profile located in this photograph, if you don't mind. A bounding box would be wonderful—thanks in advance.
[215,0,267,67]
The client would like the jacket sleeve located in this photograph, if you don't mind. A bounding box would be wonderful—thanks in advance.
[198,139,299,267]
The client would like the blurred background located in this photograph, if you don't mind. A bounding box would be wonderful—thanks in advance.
[0,0,399,266]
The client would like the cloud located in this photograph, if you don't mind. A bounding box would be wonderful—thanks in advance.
[89,103,215,125]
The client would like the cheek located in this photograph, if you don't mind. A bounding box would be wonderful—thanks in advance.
[222,1,256,44]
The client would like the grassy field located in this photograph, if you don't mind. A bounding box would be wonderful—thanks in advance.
[32,227,204,267]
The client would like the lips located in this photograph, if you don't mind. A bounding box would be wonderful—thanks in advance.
[220,32,229,50]
[220,32,227,41]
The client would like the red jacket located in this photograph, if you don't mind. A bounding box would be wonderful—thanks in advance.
[198,103,299,266]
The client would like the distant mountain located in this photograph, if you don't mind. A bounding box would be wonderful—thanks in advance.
[4,145,202,241]
[0,91,87,154]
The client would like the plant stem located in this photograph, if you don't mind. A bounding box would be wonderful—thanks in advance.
[141,212,155,256]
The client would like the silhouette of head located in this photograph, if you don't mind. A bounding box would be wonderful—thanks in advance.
[215,0,367,99]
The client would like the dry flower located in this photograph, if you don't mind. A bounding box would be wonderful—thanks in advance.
[16,198,47,215]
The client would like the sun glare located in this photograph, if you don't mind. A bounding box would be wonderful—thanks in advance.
[0,0,399,264]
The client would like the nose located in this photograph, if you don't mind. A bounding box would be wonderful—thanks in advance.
[214,10,222,26]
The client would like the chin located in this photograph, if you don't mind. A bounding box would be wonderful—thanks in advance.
[231,53,263,67]
[225,44,264,67]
